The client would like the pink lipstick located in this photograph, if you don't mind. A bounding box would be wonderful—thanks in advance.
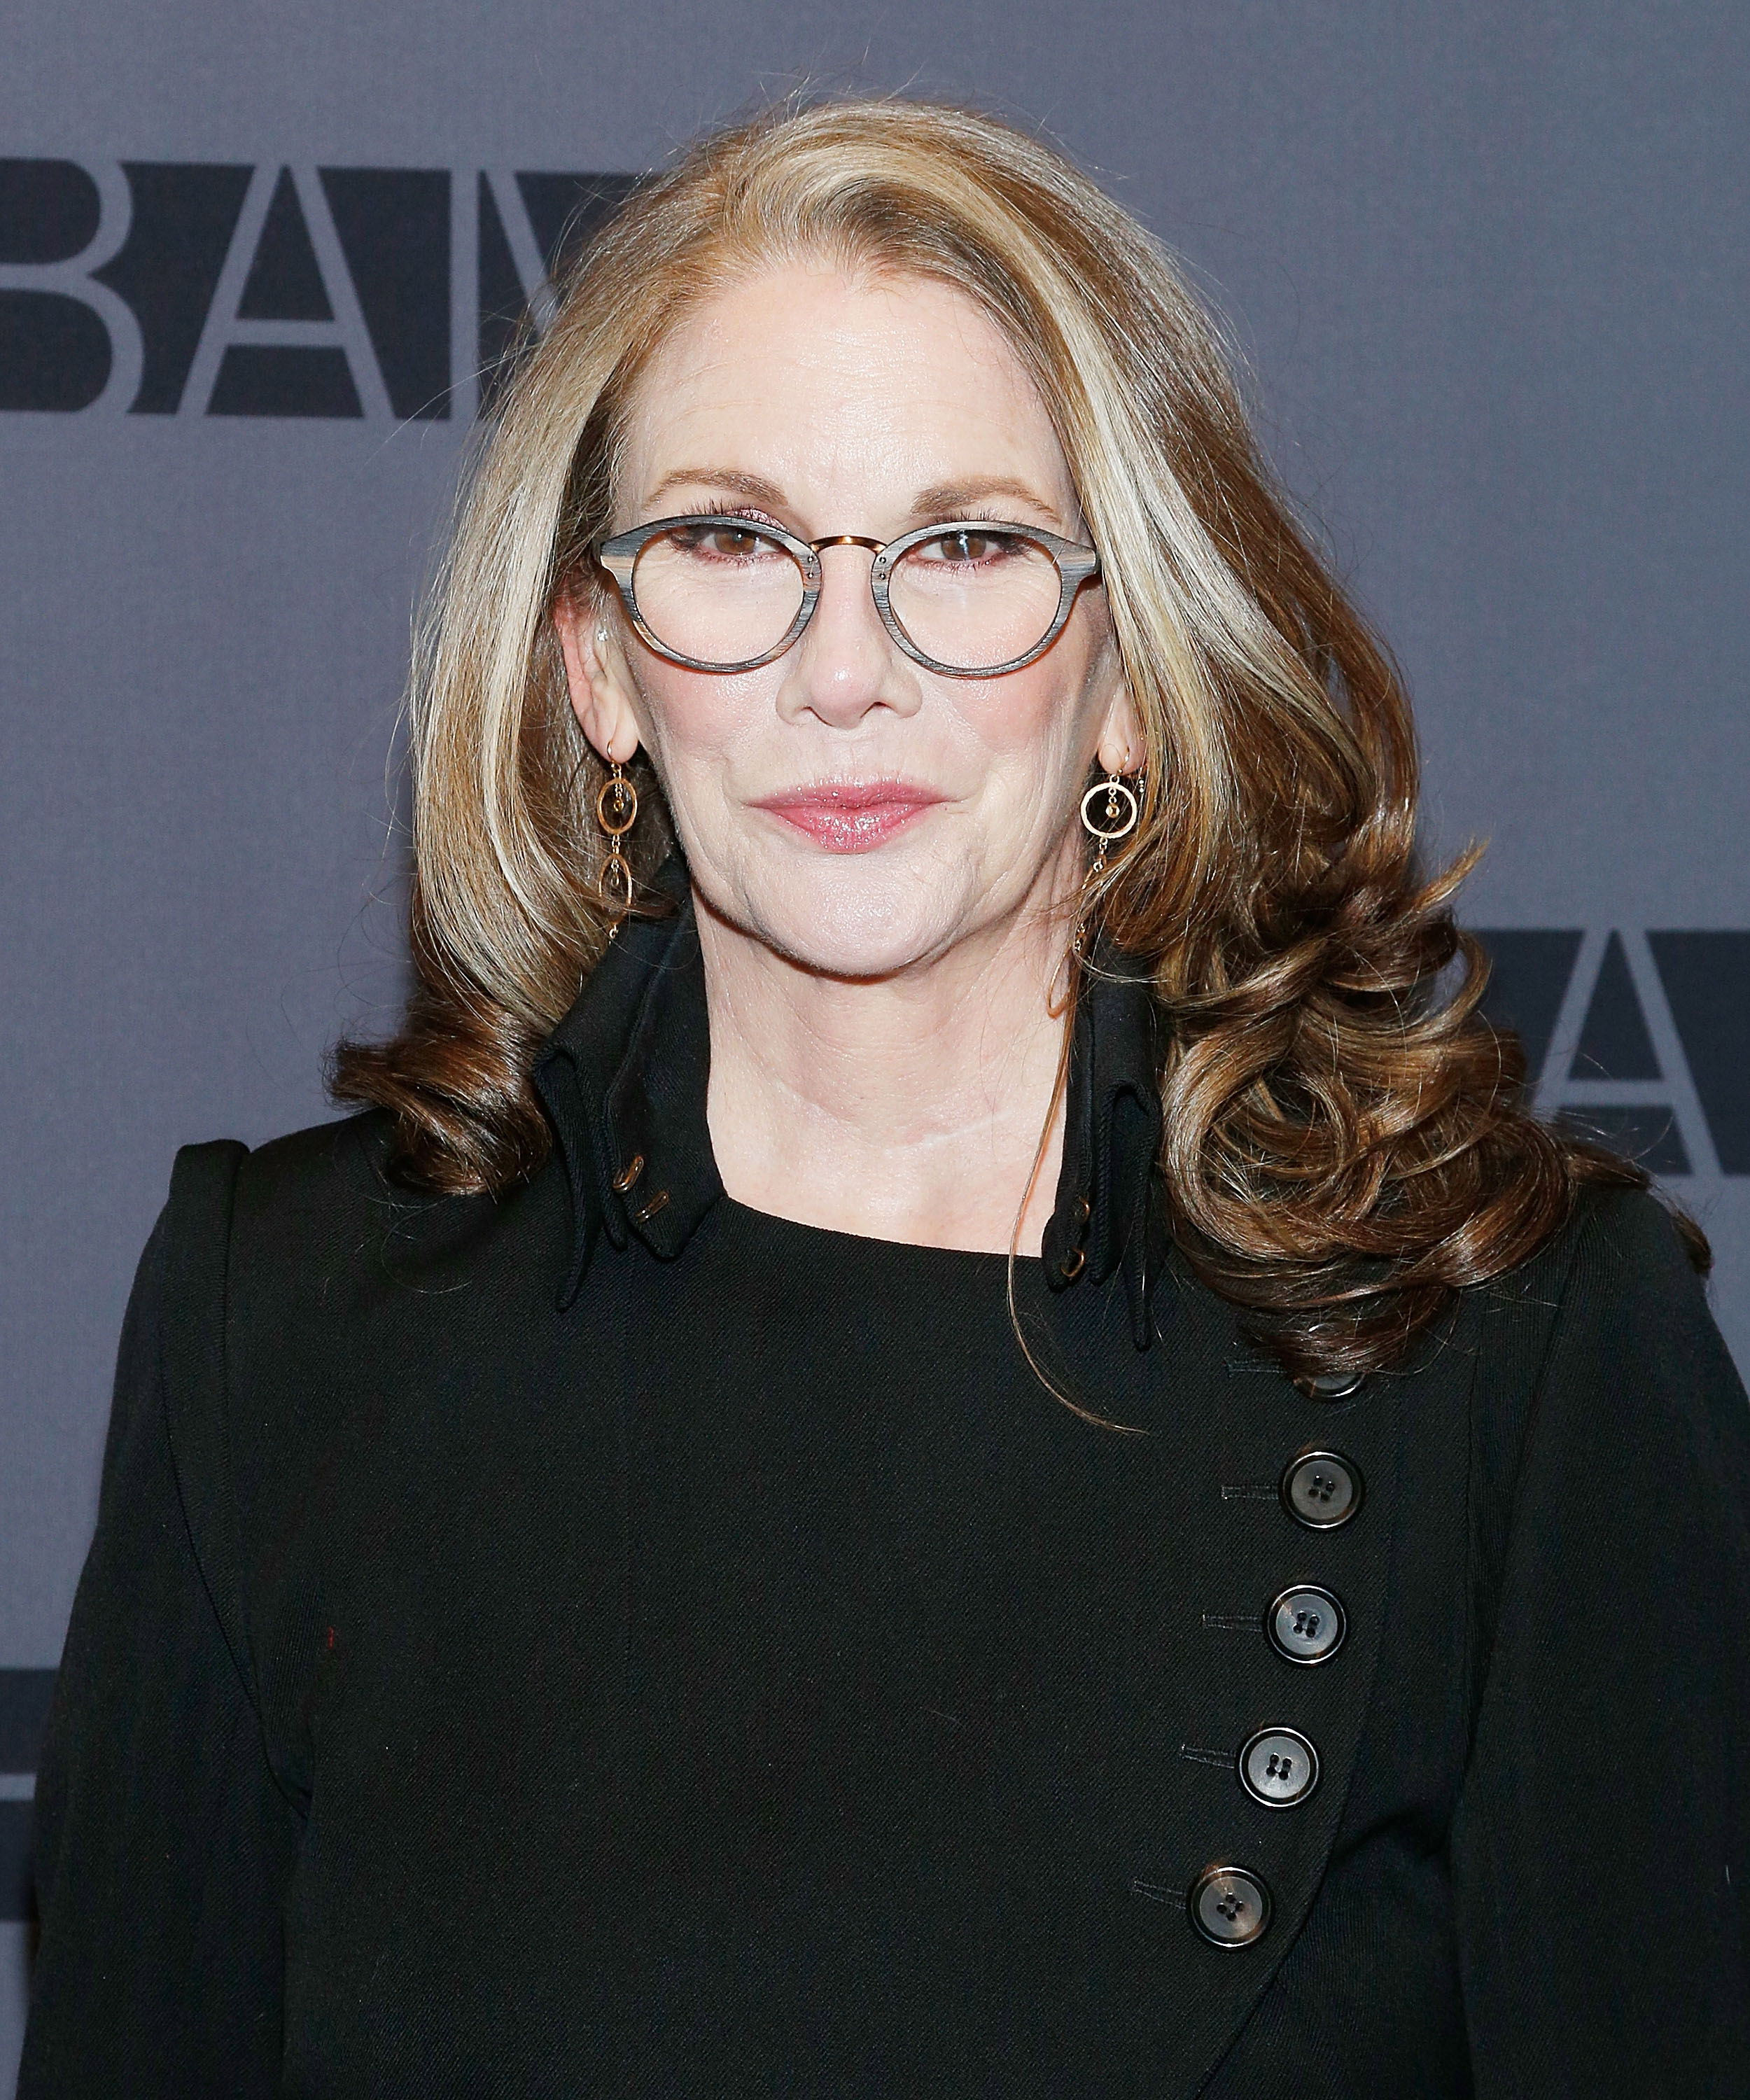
[757,780,944,853]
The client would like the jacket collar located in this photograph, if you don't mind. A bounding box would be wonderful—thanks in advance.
[533,855,1165,1345]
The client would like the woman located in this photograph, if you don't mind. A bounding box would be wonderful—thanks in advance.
[23,99,1749,2095]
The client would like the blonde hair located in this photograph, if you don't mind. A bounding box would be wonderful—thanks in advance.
[335,96,1696,1382]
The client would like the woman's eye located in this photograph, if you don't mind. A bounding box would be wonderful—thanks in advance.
[676,523,783,561]
[918,528,1011,564]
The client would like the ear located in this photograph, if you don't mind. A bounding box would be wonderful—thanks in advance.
[553,590,642,766]
[1094,682,1146,778]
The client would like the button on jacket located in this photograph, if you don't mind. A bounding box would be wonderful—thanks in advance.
[22,874,1750,2096]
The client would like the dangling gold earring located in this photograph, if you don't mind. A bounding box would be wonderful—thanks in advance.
[1073,768,1142,959]
[596,757,638,939]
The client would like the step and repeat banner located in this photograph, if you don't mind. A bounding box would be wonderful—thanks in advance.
[2,2,1746,2075]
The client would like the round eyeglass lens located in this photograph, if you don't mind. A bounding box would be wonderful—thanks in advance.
[888,527,1064,671]
[631,521,807,666]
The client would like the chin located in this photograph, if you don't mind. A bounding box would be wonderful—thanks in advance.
[723,847,980,980]
[764,895,962,981]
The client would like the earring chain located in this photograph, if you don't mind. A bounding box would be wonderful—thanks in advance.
[596,760,638,940]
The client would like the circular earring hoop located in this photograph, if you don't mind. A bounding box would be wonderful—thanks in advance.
[596,769,637,839]
[1081,775,1140,843]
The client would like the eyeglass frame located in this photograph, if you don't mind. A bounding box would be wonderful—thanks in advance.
[592,512,1103,678]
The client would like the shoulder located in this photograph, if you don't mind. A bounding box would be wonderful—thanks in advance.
[224,1108,528,1296]
[154,1109,569,1474]
[1464,1182,1748,1597]
[1482,1182,1731,1401]
[1449,1186,1744,1622]
[1468,1182,1714,1382]
[231,1106,405,1239]
[1546,1179,1708,1300]
[1530,1183,1747,1474]
[174,1106,573,1592]
[212,1103,571,1373]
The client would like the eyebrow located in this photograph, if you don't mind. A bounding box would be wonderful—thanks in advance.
[908,477,1068,530]
[643,466,790,511]
[638,466,1071,533]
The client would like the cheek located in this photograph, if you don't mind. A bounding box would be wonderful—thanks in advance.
[627,659,770,778]
[956,634,1112,793]
[969,667,1069,757]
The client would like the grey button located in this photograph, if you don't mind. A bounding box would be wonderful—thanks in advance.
[1268,1585,1346,1665]
[1189,1863,1272,1947]
[1296,1369,1365,1401]
[1240,1726,1320,1807]
[1280,1449,1363,1530]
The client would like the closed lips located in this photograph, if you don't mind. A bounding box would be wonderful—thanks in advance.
[756,782,944,851]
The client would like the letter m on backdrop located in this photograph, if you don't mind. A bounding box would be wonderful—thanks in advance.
[0,158,635,419]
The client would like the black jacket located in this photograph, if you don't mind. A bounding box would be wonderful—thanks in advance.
[22,885,1750,2096]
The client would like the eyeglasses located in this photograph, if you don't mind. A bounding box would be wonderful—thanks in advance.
[594,513,1102,678]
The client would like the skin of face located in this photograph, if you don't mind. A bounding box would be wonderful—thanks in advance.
[555,263,1142,987]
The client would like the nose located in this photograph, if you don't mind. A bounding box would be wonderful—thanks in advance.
[775,541,920,729]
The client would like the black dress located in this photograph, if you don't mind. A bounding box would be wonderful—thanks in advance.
[22,878,1750,2096]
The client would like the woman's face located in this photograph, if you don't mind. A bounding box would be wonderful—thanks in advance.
[559,262,1138,980]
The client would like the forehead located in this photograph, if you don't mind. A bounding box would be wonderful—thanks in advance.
[615,263,1075,519]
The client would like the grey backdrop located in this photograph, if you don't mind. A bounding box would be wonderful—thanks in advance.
[3,3,1746,2079]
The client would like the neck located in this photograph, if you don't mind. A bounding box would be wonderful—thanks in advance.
[698,864,1077,1256]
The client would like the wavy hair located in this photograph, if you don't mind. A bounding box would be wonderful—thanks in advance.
[333,95,1704,1385]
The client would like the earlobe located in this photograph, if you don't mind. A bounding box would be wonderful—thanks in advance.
[1096,688,1146,778]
